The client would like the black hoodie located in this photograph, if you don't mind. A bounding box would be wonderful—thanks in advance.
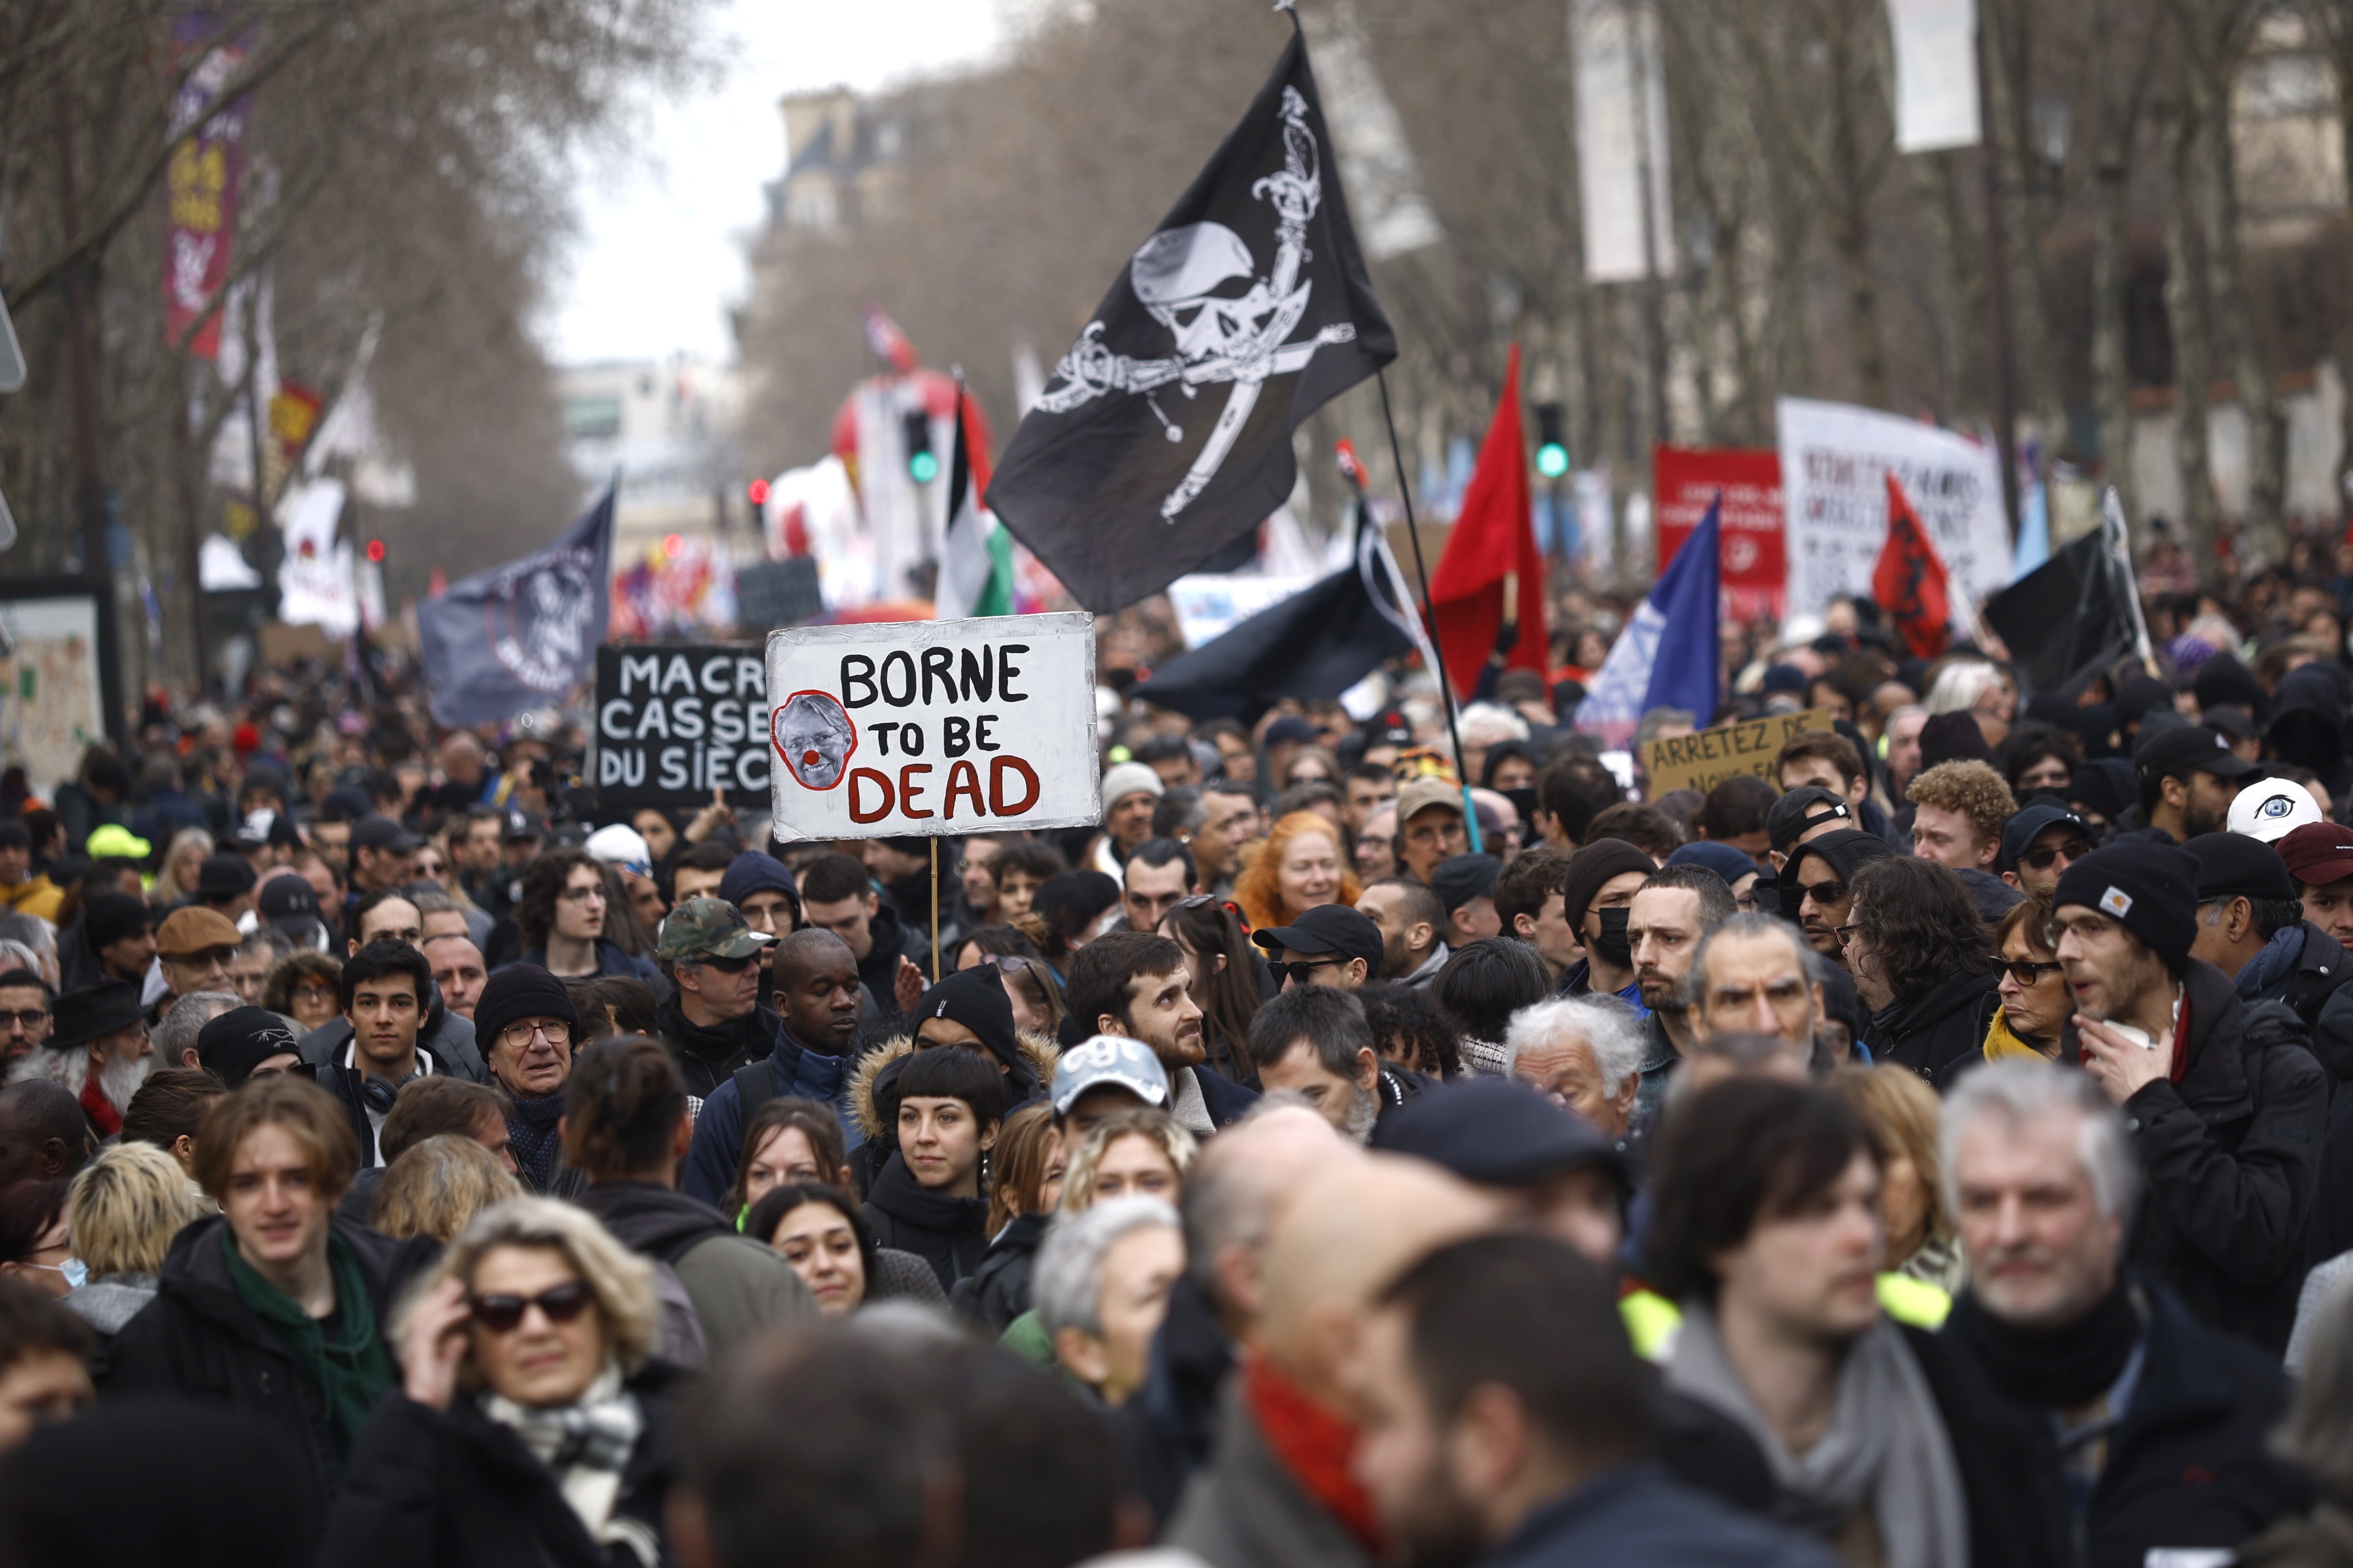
[2266,663,2351,800]
[1776,828,1896,915]
[653,996,779,1101]
[861,1152,989,1293]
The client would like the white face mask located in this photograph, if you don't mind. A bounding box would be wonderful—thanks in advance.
[26,1258,87,1290]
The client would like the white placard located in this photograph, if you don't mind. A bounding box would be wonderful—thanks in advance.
[1574,0,1674,283]
[766,612,1100,841]
[1887,0,1982,153]
[1777,397,2010,622]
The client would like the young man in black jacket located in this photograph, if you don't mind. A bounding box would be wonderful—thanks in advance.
[1842,856,2002,1088]
[1939,1058,2307,1568]
[2053,844,2328,1352]
[104,1075,431,1537]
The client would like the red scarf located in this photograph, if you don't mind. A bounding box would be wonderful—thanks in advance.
[79,1076,121,1138]
[1240,1351,1383,1551]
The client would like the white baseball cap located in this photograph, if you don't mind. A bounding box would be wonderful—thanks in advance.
[583,823,654,876]
[2228,778,2324,843]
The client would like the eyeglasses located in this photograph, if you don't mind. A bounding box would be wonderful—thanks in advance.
[1832,925,1859,949]
[1275,958,1345,985]
[290,983,336,1002]
[1795,880,1847,907]
[497,1019,572,1050]
[558,885,604,904]
[0,1009,49,1030]
[469,1280,593,1333]
[2001,959,2066,986]
[2018,840,2093,873]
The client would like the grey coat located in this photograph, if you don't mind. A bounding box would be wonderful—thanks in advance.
[1167,1380,1371,1568]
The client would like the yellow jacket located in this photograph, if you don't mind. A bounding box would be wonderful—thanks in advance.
[1620,1273,1952,1361]
[1982,1007,2054,1063]
[2,876,62,923]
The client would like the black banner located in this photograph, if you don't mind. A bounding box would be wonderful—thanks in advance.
[592,644,771,807]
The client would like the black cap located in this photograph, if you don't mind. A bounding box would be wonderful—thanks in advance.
[2135,725,2262,787]
[319,787,371,822]
[48,981,144,1050]
[1249,904,1384,972]
[195,853,259,902]
[1373,1077,1626,1187]
[2180,832,2297,904]
[1766,786,1852,852]
[194,1005,304,1088]
[1998,804,2090,873]
[350,815,423,854]
[1428,854,1502,918]
[502,806,544,842]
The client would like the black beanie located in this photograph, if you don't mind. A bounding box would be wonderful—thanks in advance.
[2053,843,2200,973]
[913,966,1021,1077]
[195,1006,303,1089]
[473,964,580,1054]
[1561,840,1657,934]
[81,892,153,951]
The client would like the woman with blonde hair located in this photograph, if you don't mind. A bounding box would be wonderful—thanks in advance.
[370,1135,525,1243]
[952,1104,1066,1333]
[62,1141,208,1354]
[1233,811,1362,934]
[319,1197,677,1568]
[1826,1064,1966,1297]
[156,828,216,909]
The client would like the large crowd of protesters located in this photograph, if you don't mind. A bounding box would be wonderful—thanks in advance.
[15,549,2353,1568]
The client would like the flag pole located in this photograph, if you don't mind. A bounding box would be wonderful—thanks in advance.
[1377,368,1484,855]
[930,839,941,983]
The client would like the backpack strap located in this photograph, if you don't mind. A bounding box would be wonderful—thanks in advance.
[732,1057,780,1122]
[653,1223,740,1268]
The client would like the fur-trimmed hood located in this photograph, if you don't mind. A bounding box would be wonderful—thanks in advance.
[849,1028,1061,1139]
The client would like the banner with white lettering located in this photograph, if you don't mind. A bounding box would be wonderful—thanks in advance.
[1777,397,2010,622]
[593,644,772,809]
[766,612,1099,841]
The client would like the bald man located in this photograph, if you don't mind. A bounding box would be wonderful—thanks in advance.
[1115,1104,1357,1525]
[0,1081,93,1187]
[1168,1153,1497,1568]
[682,928,868,1205]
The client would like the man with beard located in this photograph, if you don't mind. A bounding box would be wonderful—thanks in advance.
[68,894,155,993]
[0,971,52,1064]
[2135,726,2258,844]
[1350,1233,1838,1568]
[1777,829,1895,974]
[1840,856,2003,1089]
[652,897,780,1101]
[2050,843,2327,1351]
[1625,867,1735,1116]
[1355,878,1449,988]
[1938,1059,2306,1566]
[11,981,154,1140]
[1067,931,1258,1136]
[1246,986,1425,1144]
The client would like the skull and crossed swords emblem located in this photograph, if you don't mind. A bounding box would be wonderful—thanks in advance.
[1036,86,1360,521]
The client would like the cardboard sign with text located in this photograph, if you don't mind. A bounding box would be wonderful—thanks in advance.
[767,612,1099,841]
[593,645,772,809]
[1641,707,1837,800]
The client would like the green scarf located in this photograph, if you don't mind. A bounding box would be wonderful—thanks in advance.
[222,1227,396,1466]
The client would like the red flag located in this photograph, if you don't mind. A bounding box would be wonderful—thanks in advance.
[1873,472,1952,659]
[1429,344,1548,697]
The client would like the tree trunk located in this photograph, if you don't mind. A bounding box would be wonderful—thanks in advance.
[2189,46,2284,551]
[1911,149,1978,419]
[1824,12,1888,408]
[2163,92,2222,562]
[1983,0,2065,441]
[2338,22,2353,515]
[2091,132,2137,520]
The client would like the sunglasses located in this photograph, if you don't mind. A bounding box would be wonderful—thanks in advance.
[2017,840,2093,873]
[2001,959,2066,986]
[1275,958,1346,985]
[470,1280,593,1333]
[698,951,759,974]
[1795,880,1847,907]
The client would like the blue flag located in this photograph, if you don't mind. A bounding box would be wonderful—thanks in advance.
[1575,497,1722,742]
[417,486,615,726]
[2012,479,2050,580]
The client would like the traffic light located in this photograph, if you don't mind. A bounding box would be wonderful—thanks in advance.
[365,538,385,563]
[903,408,938,484]
[1534,402,1570,480]
[747,477,771,507]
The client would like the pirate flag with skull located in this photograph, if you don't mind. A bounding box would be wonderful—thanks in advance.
[985,23,1396,612]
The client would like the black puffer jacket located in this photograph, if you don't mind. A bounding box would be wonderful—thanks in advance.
[2062,959,2329,1351]
[1938,1278,2307,1568]
[1872,962,2002,1091]
[2272,922,2353,1094]
[102,1216,436,1534]
[950,1210,1046,1334]
[316,1366,681,1568]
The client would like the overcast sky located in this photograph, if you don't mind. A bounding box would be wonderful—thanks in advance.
[541,0,1007,368]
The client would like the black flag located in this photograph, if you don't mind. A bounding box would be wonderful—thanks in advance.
[985,25,1397,612]
[1981,490,2153,694]
[1130,504,1419,721]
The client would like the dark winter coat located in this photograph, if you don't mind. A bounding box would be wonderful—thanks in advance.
[680,1025,865,1204]
[1938,1278,2307,1568]
[2268,922,2353,1093]
[1110,1272,1233,1530]
[573,1180,814,1359]
[297,980,487,1083]
[950,1210,1047,1334]
[102,1216,435,1534]
[861,1152,989,1294]
[653,996,778,1103]
[520,940,660,988]
[2060,960,2330,1351]
[1872,962,2003,1091]
[1479,1465,1843,1568]
[316,1367,681,1568]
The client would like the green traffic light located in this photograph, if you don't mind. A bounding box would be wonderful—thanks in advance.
[909,451,940,484]
[1536,443,1570,479]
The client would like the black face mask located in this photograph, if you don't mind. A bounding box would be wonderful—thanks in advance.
[1590,905,1633,969]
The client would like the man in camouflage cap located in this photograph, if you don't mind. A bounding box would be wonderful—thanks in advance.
[654,897,780,1099]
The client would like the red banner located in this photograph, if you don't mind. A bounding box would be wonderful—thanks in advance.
[162,19,253,359]
[1653,445,1784,620]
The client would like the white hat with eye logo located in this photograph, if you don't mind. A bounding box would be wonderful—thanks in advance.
[2227,778,2324,844]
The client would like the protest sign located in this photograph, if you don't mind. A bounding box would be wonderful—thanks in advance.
[1777,397,2010,624]
[767,612,1098,841]
[1641,707,1835,801]
[1654,446,1784,620]
[593,645,771,808]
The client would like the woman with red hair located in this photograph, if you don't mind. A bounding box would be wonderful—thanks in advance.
[1234,811,1361,934]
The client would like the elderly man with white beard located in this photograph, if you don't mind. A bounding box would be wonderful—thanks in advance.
[8,981,155,1142]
